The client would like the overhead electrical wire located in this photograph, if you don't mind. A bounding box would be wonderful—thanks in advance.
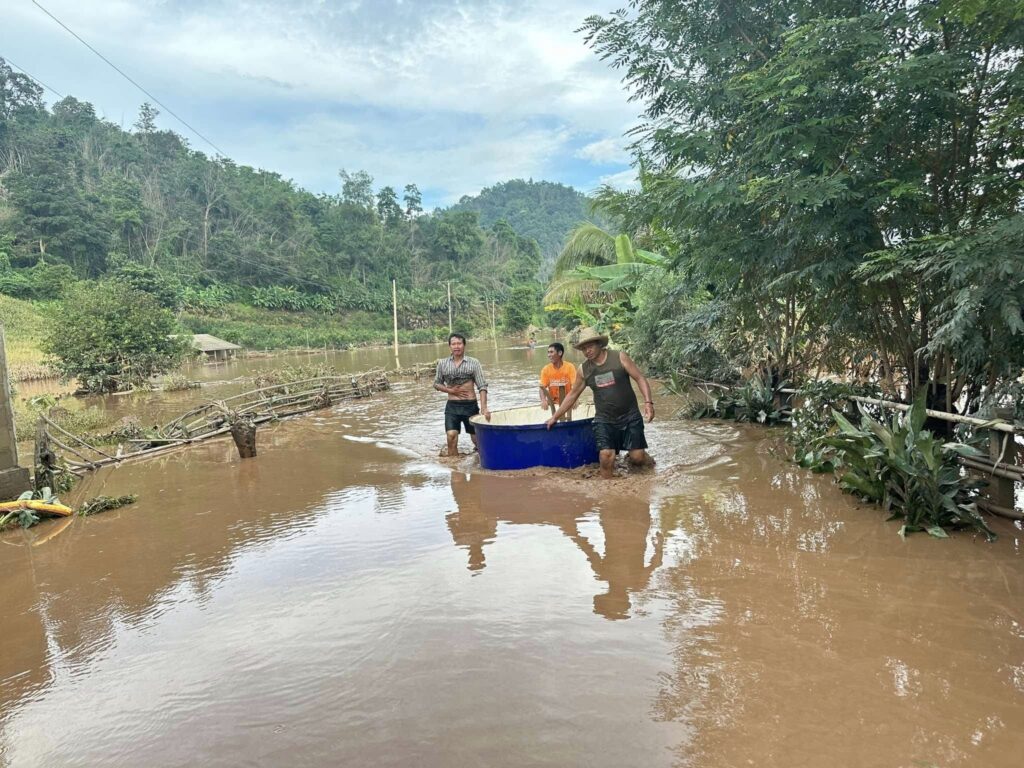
[32,0,229,158]
[1,54,64,99]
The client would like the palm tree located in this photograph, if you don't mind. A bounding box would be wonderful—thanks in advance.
[543,224,669,324]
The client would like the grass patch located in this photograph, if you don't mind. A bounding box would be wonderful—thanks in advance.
[180,303,471,350]
[0,295,53,380]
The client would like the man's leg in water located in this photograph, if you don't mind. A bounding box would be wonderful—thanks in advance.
[599,449,616,478]
[446,429,460,456]
[627,449,655,467]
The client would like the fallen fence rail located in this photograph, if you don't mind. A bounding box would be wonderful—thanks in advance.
[34,370,391,481]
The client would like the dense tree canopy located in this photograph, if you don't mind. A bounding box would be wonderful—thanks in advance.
[577,0,1024,414]
[0,64,555,334]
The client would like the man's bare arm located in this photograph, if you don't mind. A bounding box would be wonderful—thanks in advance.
[545,367,586,427]
[620,352,655,422]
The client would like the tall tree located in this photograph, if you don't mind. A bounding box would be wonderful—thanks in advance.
[580,0,1024,406]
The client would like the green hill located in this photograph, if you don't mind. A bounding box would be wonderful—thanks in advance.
[448,180,609,272]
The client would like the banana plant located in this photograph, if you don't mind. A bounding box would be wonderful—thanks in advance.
[543,224,669,322]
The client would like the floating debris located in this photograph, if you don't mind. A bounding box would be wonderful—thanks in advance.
[77,494,139,517]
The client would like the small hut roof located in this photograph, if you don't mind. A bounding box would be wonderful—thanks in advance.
[191,334,242,352]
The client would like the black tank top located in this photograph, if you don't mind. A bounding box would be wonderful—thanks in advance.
[582,349,640,423]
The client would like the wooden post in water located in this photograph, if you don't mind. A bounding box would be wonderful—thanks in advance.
[230,416,257,459]
[33,417,57,492]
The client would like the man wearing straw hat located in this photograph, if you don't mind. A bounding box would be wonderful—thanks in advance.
[545,327,655,479]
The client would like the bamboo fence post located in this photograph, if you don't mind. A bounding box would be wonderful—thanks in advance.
[984,406,1017,511]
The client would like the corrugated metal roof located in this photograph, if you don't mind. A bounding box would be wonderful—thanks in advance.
[191,334,242,352]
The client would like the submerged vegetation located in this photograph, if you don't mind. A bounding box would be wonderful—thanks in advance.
[820,398,993,540]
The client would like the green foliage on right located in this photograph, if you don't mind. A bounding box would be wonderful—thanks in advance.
[576,0,1024,416]
[44,282,189,393]
[820,397,993,540]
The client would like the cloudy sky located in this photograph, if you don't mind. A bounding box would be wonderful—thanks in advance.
[2,0,641,207]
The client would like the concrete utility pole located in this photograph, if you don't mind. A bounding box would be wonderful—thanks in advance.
[392,279,400,360]
[447,281,452,333]
[0,326,31,498]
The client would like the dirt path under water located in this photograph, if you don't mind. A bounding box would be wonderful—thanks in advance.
[1,342,1022,767]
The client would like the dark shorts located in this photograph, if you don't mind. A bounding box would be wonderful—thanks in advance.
[593,411,648,453]
[445,400,480,434]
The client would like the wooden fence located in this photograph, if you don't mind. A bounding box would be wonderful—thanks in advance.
[34,370,391,485]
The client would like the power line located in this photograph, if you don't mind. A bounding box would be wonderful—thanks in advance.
[27,1,338,293]
[26,2,378,297]
[31,0,228,157]
[1,54,64,99]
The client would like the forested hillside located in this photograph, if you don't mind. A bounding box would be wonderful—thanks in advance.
[0,59,544,340]
[449,179,606,269]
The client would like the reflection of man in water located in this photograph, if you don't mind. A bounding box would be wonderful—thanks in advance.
[444,475,663,620]
[571,505,664,621]
[446,472,497,572]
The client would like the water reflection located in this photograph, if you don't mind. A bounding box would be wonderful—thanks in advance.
[446,472,664,621]
[572,506,664,621]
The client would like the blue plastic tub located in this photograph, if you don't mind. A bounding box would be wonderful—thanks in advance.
[470,404,598,471]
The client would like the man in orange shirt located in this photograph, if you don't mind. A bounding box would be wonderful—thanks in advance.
[538,342,578,410]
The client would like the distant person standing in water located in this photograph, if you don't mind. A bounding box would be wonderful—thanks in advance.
[538,342,577,410]
[546,327,654,478]
[434,333,490,456]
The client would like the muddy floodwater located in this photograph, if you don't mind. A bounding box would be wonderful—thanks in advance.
[2,342,1023,767]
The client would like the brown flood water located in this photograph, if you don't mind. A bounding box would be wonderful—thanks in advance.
[2,342,1022,767]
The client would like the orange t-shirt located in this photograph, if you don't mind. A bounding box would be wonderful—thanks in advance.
[539,362,578,403]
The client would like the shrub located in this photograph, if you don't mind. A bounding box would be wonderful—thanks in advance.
[789,380,881,471]
[685,374,787,424]
[44,282,189,393]
[110,262,181,309]
[820,395,993,539]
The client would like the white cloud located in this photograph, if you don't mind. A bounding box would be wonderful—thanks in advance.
[576,137,631,165]
[6,0,641,202]
[595,168,639,192]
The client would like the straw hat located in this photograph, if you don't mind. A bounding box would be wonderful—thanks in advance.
[573,326,609,350]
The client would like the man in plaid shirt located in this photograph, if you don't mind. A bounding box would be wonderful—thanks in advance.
[434,333,491,456]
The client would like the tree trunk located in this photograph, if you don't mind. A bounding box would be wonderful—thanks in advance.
[34,418,57,492]
[230,417,257,459]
